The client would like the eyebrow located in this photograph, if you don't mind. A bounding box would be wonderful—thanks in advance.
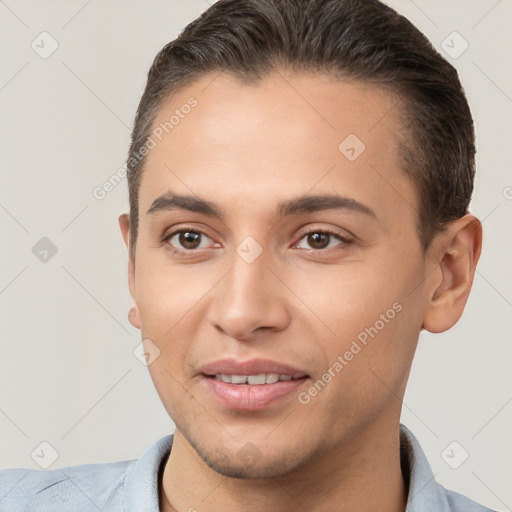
[146,190,376,220]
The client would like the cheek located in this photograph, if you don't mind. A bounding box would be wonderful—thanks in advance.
[289,259,408,341]
[303,258,422,411]
[134,256,215,340]
[294,254,423,378]
[146,360,202,428]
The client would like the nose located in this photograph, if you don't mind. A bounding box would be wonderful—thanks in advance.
[207,247,290,341]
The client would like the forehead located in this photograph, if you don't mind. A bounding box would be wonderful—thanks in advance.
[138,70,416,227]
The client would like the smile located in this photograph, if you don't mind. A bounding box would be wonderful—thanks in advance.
[211,373,305,384]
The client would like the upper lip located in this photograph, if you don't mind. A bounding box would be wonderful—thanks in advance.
[200,358,308,378]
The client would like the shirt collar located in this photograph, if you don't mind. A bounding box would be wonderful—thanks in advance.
[401,424,451,511]
[123,434,173,512]
[122,425,448,512]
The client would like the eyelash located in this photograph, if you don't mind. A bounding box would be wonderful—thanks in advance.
[161,226,353,256]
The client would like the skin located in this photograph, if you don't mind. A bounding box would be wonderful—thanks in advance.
[118,69,482,512]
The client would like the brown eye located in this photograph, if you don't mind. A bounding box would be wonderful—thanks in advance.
[163,228,214,252]
[295,229,353,251]
[178,231,202,249]
[307,232,330,249]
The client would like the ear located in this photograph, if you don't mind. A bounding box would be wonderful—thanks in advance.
[118,213,141,330]
[422,214,482,333]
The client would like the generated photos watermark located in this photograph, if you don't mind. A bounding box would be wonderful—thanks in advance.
[92,96,198,200]
[298,301,403,405]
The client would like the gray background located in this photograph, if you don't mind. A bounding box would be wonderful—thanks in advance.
[0,1,510,510]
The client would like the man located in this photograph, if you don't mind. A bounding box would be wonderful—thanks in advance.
[0,0,496,510]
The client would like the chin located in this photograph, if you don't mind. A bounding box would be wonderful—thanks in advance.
[199,449,306,480]
[181,425,325,480]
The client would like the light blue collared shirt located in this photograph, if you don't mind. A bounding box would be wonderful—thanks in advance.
[0,424,496,511]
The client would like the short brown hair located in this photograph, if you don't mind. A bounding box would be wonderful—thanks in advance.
[126,0,475,260]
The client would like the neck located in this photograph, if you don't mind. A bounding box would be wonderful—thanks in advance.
[159,418,407,512]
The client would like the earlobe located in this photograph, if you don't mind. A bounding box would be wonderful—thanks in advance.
[422,214,482,333]
[118,213,141,330]
[128,305,141,329]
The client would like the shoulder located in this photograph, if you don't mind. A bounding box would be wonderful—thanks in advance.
[442,486,498,512]
[0,434,173,512]
[0,459,134,512]
[399,424,497,512]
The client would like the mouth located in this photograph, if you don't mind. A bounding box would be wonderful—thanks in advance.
[200,358,310,411]
[208,373,306,384]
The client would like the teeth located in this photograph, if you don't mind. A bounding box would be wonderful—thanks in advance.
[248,374,266,385]
[213,373,301,385]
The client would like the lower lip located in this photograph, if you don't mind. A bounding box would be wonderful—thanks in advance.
[202,376,308,411]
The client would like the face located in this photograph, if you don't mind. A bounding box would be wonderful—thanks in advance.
[122,70,432,478]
